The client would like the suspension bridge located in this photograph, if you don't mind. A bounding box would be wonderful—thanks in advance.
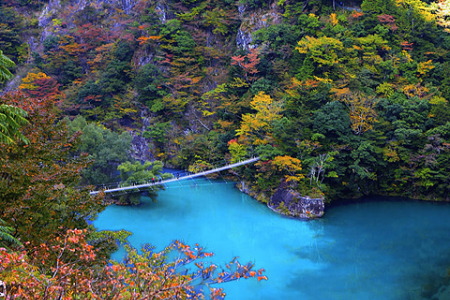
[89,157,260,196]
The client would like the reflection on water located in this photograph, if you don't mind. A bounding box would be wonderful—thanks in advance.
[94,178,450,300]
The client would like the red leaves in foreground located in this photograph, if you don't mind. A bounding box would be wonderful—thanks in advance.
[0,229,267,299]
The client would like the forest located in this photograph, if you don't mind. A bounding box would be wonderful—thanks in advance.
[1,0,449,298]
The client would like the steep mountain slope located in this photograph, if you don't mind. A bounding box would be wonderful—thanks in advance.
[2,0,449,203]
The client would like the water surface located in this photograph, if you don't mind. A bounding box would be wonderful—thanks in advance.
[94,178,450,299]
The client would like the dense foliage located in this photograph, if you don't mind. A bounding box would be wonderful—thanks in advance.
[0,6,267,293]
[65,115,132,185]
[0,66,264,299]
[0,91,102,247]
[4,0,447,202]
[1,0,449,296]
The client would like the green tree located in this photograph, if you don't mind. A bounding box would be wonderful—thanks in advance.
[296,36,345,74]
[142,121,171,144]
[0,218,22,249]
[361,0,398,14]
[134,64,167,108]
[0,7,25,62]
[0,104,29,144]
[116,160,173,204]
[118,160,173,184]
[312,101,352,143]
[0,49,15,83]
[66,115,132,184]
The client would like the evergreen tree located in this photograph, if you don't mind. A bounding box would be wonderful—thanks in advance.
[0,49,14,83]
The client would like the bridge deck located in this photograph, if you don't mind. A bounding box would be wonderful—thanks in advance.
[89,157,260,195]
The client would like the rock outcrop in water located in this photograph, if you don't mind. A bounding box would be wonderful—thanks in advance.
[268,185,325,219]
[237,179,325,219]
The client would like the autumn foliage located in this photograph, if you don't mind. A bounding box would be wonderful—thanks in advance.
[19,72,61,100]
[0,91,102,247]
[0,1,449,289]
[231,48,260,82]
[0,229,266,300]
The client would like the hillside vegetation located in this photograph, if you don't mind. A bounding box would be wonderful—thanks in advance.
[2,0,449,204]
[1,0,450,297]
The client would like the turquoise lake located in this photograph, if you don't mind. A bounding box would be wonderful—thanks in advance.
[94,178,450,300]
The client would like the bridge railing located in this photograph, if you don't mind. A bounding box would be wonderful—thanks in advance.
[89,156,260,196]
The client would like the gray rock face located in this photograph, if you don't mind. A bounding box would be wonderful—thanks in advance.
[269,187,325,219]
[129,110,154,162]
[236,8,282,51]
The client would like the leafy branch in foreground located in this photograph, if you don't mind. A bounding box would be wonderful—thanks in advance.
[0,229,266,299]
[0,218,22,249]
[0,50,15,83]
[0,104,29,145]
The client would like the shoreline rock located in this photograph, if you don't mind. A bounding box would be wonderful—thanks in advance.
[237,180,325,219]
[268,187,325,219]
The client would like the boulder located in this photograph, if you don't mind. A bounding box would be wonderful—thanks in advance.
[269,187,325,219]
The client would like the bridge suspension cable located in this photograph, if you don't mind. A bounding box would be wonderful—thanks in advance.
[89,157,260,196]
